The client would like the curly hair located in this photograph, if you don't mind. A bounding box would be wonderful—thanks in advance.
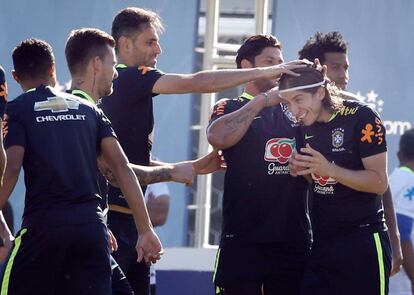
[298,32,348,64]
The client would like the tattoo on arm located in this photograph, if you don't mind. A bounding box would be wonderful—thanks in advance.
[224,107,256,132]
[134,167,172,185]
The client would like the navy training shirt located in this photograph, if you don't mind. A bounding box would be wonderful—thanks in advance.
[68,89,109,214]
[99,64,164,209]
[4,85,116,227]
[209,92,311,247]
[300,100,387,239]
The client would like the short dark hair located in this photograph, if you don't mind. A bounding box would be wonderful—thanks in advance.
[112,7,164,52]
[279,64,342,112]
[399,129,414,161]
[236,34,282,68]
[65,28,116,75]
[298,31,348,64]
[12,38,54,82]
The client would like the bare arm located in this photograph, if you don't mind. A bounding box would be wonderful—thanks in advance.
[208,88,282,150]
[152,61,305,94]
[147,193,169,227]
[100,137,162,263]
[383,187,403,276]
[295,145,388,195]
[0,146,23,209]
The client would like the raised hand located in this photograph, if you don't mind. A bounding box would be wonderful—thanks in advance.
[192,150,226,175]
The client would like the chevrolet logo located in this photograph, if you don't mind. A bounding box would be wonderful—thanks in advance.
[34,96,80,113]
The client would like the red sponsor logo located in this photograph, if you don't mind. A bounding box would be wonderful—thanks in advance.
[312,173,337,186]
[264,138,295,164]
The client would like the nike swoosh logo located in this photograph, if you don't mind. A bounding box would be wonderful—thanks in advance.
[305,134,314,140]
[254,116,262,120]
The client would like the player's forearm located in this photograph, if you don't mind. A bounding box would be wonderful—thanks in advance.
[189,68,266,93]
[207,95,266,150]
[114,166,153,234]
[0,167,20,209]
[330,164,388,195]
[130,164,174,185]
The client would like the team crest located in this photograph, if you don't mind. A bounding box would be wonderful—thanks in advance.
[332,128,345,151]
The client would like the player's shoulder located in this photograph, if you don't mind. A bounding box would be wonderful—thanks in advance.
[117,64,163,77]
[339,99,379,118]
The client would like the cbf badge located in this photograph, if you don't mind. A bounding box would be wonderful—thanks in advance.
[332,128,345,152]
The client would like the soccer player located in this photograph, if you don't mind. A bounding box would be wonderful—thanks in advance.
[281,64,391,294]
[0,38,162,294]
[207,35,311,295]
[298,31,403,275]
[389,128,414,293]
[64,27,224,295]
[100,7,306,294]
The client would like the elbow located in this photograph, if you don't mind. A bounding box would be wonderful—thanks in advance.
[374,177,388,195]
[207,130,226,150]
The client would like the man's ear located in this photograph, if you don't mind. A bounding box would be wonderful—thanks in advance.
[11,70,20,84]
[240,58,254,69]
[117,36,131,54]
[316,86,326,101]
[92,56,102,73]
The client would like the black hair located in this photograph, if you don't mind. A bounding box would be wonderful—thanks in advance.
[298,31,348,64]
[399,129,414,161]
[65,28,115,75]
[236,34,282,69]
[112,7,164,52]
[12,38,54,82]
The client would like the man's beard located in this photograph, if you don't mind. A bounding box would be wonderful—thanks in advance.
[253,78,276,93]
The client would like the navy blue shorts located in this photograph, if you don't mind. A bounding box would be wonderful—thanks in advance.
[111,255,134,295]
[108,210,149,295]
[213,242,310,295]
[1,222,111,295]
[301,230,391,295]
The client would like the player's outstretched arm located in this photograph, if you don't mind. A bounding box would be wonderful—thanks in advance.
[99,158,196,187]
[152,61,305,94]
[99,137,163,264]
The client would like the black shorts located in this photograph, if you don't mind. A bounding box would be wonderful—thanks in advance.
[111,255,134,295]
[301,230,391,295]
[213,242,310,295]
[1,222,111,295]
[108,210,149,295]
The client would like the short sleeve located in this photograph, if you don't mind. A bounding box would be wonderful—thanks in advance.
[208,98,242,125]
[121,66,164,100]
[3,101,26,149]
[357,105,387,158]
[95,107,117,141]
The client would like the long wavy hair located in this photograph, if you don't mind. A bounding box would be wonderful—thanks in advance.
[279,64,343,113]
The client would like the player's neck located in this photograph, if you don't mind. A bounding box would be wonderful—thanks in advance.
[400,161,414,172]
[116,53,138,67]
[244,84,261,97]
[70,77,98,103]
[20,79,52,92]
